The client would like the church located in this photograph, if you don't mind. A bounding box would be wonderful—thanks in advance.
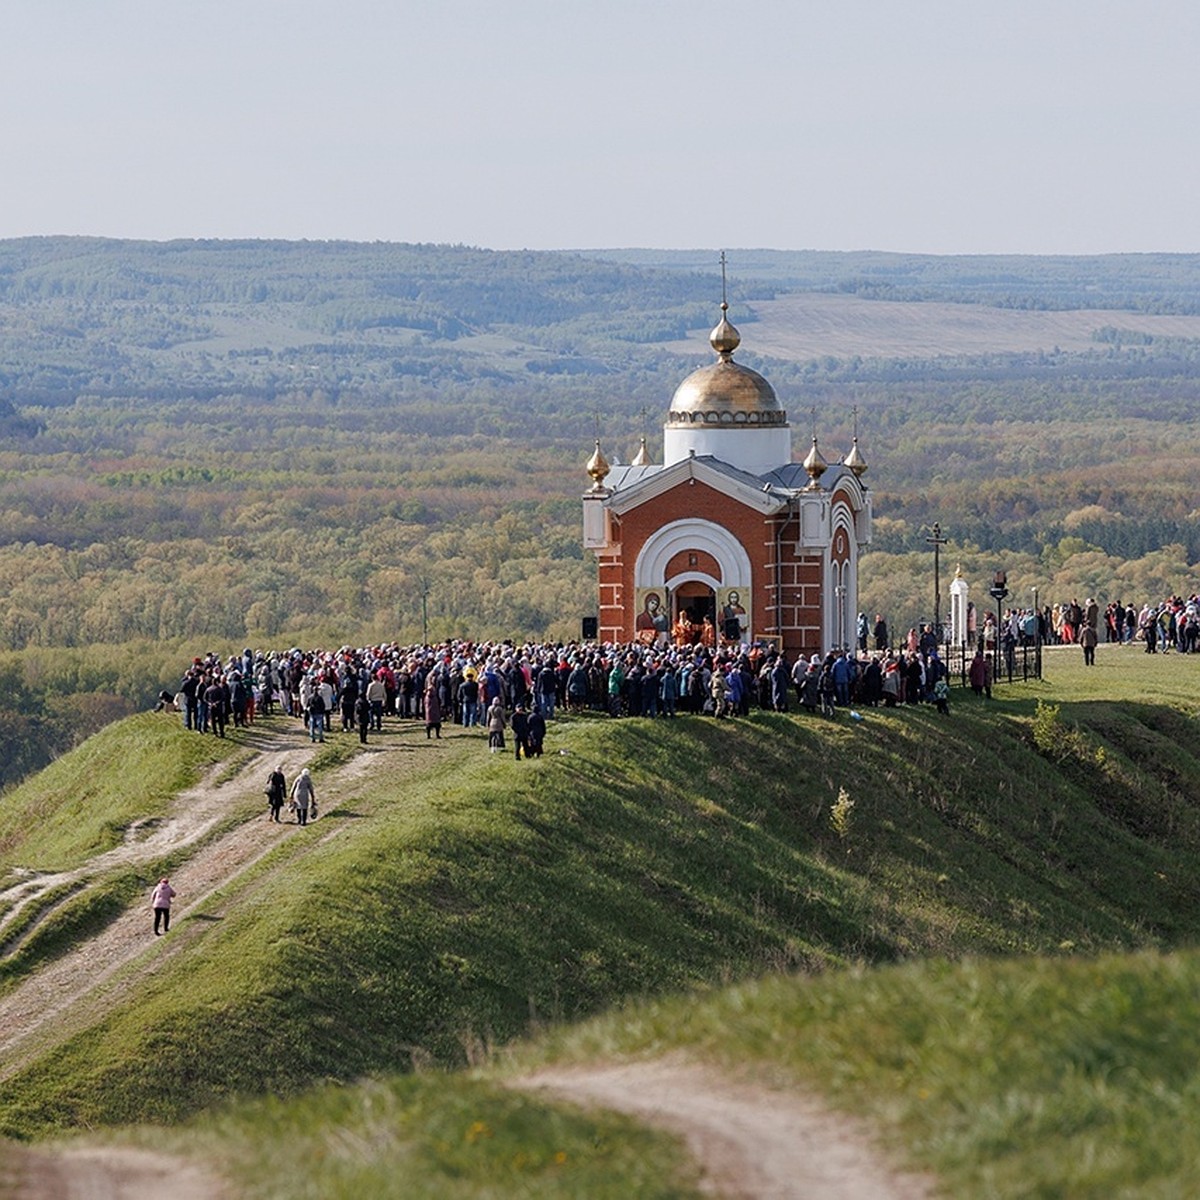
[582,299,872,660]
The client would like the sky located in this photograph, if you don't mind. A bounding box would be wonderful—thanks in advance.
[4,1,1199,255]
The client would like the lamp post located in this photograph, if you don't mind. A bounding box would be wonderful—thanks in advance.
[421,579,429,647]
[989,570,1009,681]
[926,522,949,646]
[1031,585,1041,675]
[835,584,846,649]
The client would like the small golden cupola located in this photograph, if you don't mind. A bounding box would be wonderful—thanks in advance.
[630,435,651,467]
[844,435,868,478]
[585,439,610,492]
[802,435,828,488]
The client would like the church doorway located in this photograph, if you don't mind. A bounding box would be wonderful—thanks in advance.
[671,581,716,647]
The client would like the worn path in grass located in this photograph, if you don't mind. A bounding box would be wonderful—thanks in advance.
[520,1058,934,1200]
[0,717,423,1081]
[11,1144,227,1199]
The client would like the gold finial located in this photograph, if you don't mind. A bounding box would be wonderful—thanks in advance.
[803,435,827,489]
[586,439,610,492]
[631,435,650,467]
[844,405,867,477]
[954,563,964,581]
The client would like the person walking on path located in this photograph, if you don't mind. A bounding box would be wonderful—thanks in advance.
[151,877,176,935]
[1079,621,1099,667]
[290,768,316,826]
[265,764,287,822]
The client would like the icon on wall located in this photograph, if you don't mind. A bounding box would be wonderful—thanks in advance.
[718,587,749,642]
[634,588,671,645]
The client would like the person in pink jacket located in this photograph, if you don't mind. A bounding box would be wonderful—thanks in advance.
[151,877,176,935]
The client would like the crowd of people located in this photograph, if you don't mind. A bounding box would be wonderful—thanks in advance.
[148,596,1195,930]
[166,590,1200,756]
[969,594,1200,662]
[1038,596,1200,649]
[169,632,978,758]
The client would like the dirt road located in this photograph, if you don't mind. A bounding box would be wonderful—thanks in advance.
[0,728,320,1079]
[520,1058,933,1200]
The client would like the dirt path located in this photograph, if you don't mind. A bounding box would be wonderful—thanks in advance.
[0,718,462,1199]
[519,1058,935,1200]
[0,726,327,1079]
[11,1057,938,1200]
[11,1144,227,1200]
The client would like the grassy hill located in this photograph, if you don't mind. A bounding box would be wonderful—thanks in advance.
[3,649,1200,1194]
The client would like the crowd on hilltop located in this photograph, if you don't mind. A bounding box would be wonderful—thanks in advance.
[168,630,977,752]
[163,590,1200,746]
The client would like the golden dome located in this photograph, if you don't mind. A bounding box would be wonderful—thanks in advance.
[585,439,610,491]
[844,436,868,478]
[667,307,785,427]
[802,436,828,488]
[631,436,650,467]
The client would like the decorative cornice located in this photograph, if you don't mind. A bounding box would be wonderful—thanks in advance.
[665,409,788,428]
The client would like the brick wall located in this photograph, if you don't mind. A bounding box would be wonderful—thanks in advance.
[596,480,836,657]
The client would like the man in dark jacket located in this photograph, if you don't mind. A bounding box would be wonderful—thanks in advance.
[179,669,200,731]
[307,689,326,742]
[511,703,531,761]
[205,677,227,738]
[527,708,546,757]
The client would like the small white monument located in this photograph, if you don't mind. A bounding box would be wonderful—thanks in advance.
[949,566,970,649]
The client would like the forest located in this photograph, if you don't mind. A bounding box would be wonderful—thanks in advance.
[1,237,1199,787]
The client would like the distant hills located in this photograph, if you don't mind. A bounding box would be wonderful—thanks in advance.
[581,246,1200,312]
[3,238,1200,420]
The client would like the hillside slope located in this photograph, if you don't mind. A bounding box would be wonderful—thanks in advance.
[3,664,1200,1140]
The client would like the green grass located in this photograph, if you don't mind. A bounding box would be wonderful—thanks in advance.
[508,949,1200,1198]
[144,1075,700,1200]
[4,649,1200,1194]
[0,714,235,873]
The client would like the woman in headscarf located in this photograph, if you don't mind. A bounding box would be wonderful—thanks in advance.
[486,696,506,752]
[424,675,442,739]
[290,768,316,826]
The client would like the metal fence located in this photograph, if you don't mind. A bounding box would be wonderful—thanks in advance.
[941,640,1043,686]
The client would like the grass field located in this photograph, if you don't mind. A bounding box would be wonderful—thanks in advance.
[662,293,1200,361]
[3,645,1200,1196]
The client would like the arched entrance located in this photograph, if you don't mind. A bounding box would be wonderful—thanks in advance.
[634,519,753,647]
